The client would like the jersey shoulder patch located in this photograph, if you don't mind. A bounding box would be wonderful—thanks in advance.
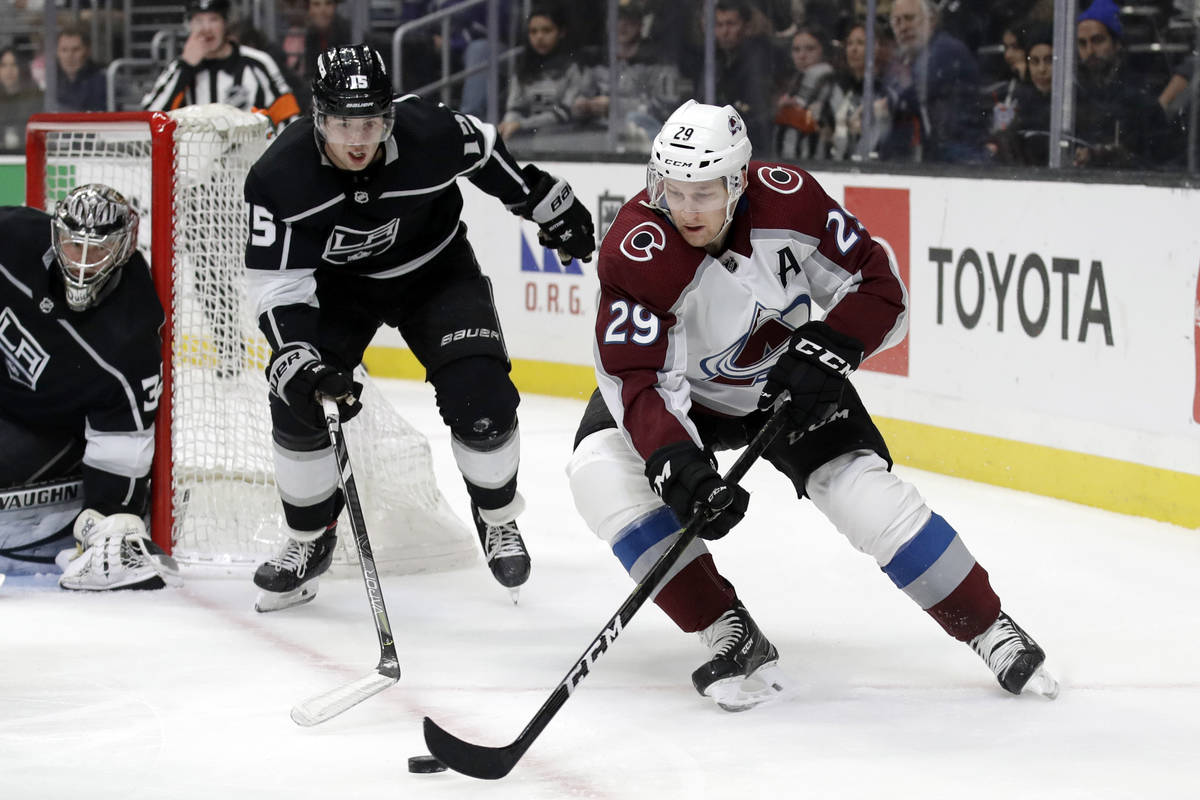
[598,195,705,312]
[745,161,833,238]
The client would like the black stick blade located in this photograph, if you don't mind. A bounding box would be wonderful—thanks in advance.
[422,716,520,780]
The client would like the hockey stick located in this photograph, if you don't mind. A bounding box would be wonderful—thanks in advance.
[423,403,790,779]
[290,397,401,726]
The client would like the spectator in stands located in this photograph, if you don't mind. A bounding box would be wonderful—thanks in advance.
[571,2,684,149]
[982,22,1033,161]
[1008,22,1054,165]
[774,26,836,159]
[1073,0,1171,168]
[497,5,591,141]
[300,0,352,80]
[880,0,988,163]
[988,23,1028,135]
[827,21,896,161]
[712,0,777,154]
[55,26,107,112]
[428,0,515,118]
[0,45,42,153]
[141,0,300,131]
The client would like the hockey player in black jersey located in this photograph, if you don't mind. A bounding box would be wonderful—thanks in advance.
[244,44,595,611]
[0,185,180,590]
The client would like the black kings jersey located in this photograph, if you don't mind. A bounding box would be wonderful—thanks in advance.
[244,94,538,352]
[595,162,909,461]
[0,206,164,514]
[141,42,300,128]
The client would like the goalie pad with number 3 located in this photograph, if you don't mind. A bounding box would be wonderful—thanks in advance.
[57,510,182,591]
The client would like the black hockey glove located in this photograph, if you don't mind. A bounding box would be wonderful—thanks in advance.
[645,442,749,540]
[512,165,596,265]
[268,343,363,429]
[757,321,864,427]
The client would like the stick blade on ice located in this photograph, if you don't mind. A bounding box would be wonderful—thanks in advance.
[291,670,398,727]
[422,716,520,780]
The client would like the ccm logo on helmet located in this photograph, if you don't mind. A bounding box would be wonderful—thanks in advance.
[620,221,667,262]
[757,166,804,194]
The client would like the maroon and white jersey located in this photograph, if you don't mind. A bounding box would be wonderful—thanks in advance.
[595,162,908,461]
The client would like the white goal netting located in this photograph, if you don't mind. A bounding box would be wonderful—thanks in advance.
[28,104,477,576]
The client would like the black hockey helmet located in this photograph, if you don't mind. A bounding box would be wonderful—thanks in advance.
[312,44,393,118]
[186,0,230,18]
[311,44,395,151]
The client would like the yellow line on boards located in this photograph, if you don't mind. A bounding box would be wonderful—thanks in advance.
[362,346,1200,529]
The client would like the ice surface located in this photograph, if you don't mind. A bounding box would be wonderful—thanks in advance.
[3,379,1198,799]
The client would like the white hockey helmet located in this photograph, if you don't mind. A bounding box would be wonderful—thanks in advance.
[51,184,139,311]
[646,100,752,230]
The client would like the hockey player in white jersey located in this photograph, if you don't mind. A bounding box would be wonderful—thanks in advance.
[0,185,180,590]
[566,100,1057,710]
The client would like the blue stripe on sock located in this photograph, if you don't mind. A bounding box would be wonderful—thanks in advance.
[611,506,681,572]
[883,512,957,589]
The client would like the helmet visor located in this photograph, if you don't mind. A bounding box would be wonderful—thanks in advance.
[316,108,395,145]
[646,170,731,214]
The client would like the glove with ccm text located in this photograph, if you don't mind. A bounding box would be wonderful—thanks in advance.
[268,343,363,429]
[510,165,596,265]
[758,320,864,427]
[645,442,749,540]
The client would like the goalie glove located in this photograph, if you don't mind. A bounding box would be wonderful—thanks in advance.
[757,321,864,426]
[510,165,596,265]
[645,442,749,540]
[268,343,363,429]
[58,509,181,591]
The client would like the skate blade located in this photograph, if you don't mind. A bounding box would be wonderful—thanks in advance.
[1023,665,1060,700]
[255,580,319,613]
[705,662,791,712]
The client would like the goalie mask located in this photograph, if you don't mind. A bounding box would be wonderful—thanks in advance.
[51,184,139,311]
[311,44,395,149]
[646,100,752,243]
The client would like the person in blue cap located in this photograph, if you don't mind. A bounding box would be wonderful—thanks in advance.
[1072,0,1171,168]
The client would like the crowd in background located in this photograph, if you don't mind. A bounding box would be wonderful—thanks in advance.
[1,0,1196,172]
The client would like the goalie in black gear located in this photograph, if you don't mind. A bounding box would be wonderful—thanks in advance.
[0,185,179,590]
[244,44,596,611]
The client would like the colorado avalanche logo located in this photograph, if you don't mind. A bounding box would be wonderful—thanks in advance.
[728,114,743,136]
[757,166,803,194]
[698,299,810,386]
[620,221,667,262]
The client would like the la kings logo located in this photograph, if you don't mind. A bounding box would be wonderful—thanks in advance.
[322,220,400,264]
[0,307,50,390]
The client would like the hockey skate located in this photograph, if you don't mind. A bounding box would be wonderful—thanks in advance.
[970,612,1059,699]
[58,527,181,591]
[471,503,531,602]
[692,601,790,711]
[253,526,338,612]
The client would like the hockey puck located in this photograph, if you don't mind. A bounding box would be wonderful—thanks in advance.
[407,755,447,774]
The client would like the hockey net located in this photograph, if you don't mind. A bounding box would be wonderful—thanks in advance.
[25,104,477,576]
